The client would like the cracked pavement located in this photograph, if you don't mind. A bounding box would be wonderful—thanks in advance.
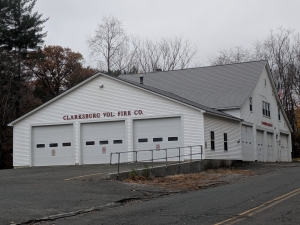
[1,162,300,225]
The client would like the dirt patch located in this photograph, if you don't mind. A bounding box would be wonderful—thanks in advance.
[123,168,254,191]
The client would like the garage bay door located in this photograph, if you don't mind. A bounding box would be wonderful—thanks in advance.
[81,121,126,164]
[32,124,74,166]
[133,117,181,162]
[280,133,289,162]
[241,125,254,161]
[256,130,264,162]
[267,132,273,162]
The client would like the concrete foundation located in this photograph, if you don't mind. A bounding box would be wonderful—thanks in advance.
[107,159,241,180]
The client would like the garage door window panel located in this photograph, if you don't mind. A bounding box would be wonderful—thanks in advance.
[36,144,45,148]
[49,143,58,147]
[62,142,71,147]
[153,138,163,142]
[86,141,95,145]
[100,140,109,145]
[168,137,178,141]
[138,138,148,143]
[113,140,123,144]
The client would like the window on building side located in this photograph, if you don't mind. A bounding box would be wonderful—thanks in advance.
[210,131,215,150]
[249,97,253,112]
[224,133,228,151]
[278,109,281,121]
[262,101,270,117]
[264,79,266,87]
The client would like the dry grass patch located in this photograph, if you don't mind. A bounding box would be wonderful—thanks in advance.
[124,168,254,191]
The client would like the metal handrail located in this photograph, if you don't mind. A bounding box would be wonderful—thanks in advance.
[110,145,203,179]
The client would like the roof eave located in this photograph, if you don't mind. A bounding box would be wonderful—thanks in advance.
[265,63,293,132]
[203,111,242,122]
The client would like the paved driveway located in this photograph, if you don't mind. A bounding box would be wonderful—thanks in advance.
[1,162,298,225]
[0,164,159,225]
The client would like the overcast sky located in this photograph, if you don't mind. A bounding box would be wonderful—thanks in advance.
[34,0,300,67]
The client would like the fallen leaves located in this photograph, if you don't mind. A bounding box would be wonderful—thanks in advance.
[123,168,254,191]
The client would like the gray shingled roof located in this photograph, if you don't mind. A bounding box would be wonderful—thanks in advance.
[120,60,267,109]
[116,76,241,121]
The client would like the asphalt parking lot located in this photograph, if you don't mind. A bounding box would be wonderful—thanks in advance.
[0,164,163,225]
[1,161,299,225]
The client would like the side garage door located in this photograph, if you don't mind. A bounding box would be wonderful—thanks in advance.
[256,130,264,162]
[81,121,126,164]
[280,133,289,162]
[133,117,181,162]
[32,124,74,166]
[267,132,273,162]
[242,125,254,161]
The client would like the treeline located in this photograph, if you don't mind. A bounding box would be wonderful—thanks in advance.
[87,15,198,75]
[0,0,95,168]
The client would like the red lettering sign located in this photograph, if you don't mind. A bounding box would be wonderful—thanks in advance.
[262,121,273,127]
[62,110,143,120]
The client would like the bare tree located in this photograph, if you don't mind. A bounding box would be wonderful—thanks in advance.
[131,36,197,73]
[87,16,133,75]
[209,46,253,66]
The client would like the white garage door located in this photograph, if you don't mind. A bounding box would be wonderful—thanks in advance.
[242,125,254,161]
[267,132,273,162]
[133,117,181,162]
[81,121,126,164]
[256,130,264,162]
[32,124,74,166]
[280,133,289,162]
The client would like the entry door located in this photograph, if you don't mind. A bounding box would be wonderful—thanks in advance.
[267,132,273,162]
[81,121,126,164]
[32,124,74,166]
[256,130,264,161]
[280,134,289,162]
[133,117,181,162]
[242,125,254,161]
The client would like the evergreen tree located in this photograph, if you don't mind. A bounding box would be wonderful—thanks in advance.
[0,0,48,168]
[0,0,48,53]
[0,0,48,117]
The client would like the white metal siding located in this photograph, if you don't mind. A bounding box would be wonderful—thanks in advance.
[241,68,282,129]
[256,130,264,161]
[240,68,291,131]
[13,76,204,167]
[240,67,292,162]
[32,125,74,166]
[241,125,254,161]
[204,114,241,160]
[81,121,126,164]
[133,117,182,162]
